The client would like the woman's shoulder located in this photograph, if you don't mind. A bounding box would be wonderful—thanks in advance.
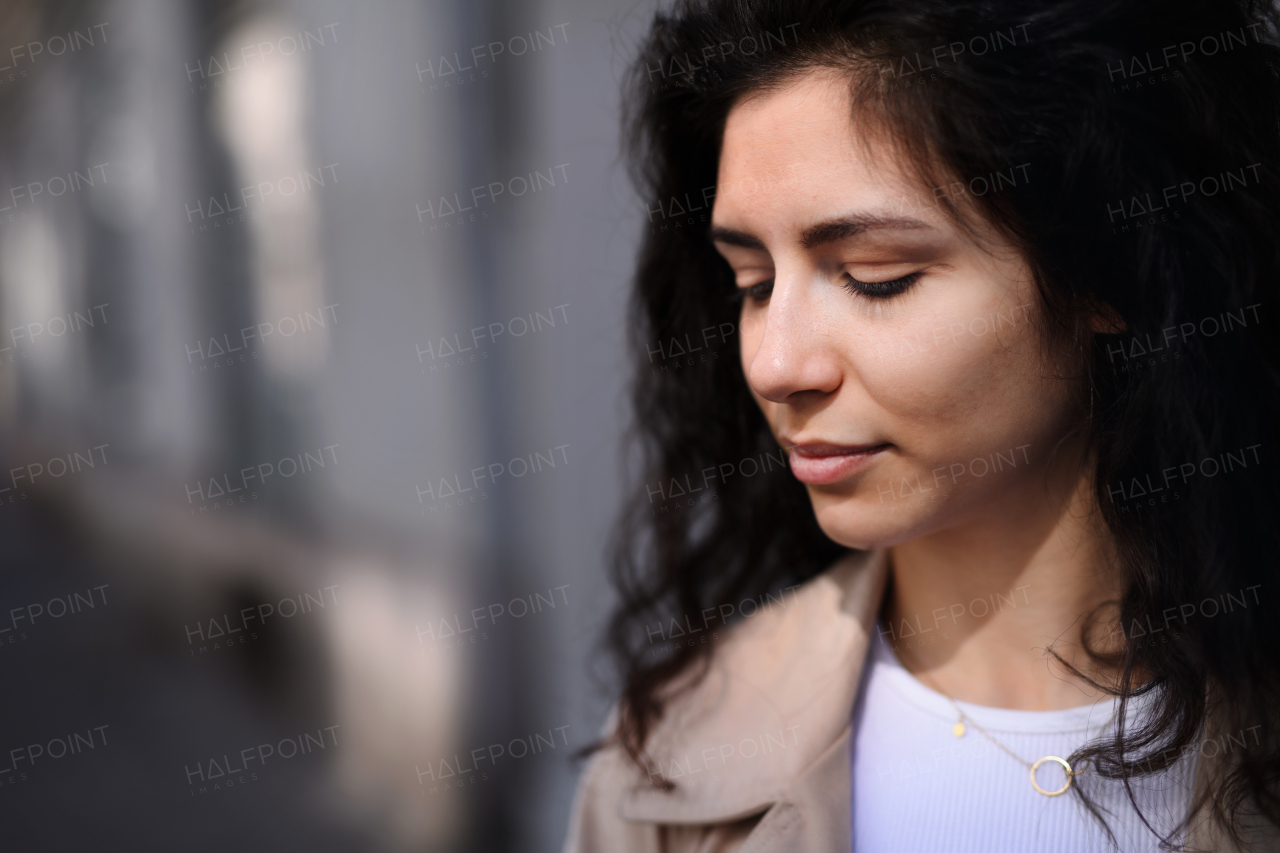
[653,546,887,736]
[564,548,889,847]
[703,548,888,679]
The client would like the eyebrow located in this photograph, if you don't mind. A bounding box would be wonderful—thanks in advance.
[708,227,767,250]
[709,214,935,252]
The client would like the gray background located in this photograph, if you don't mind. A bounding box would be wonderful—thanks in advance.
[0,0,662,850]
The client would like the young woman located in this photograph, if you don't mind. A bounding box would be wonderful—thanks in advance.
[565,1,1280,850]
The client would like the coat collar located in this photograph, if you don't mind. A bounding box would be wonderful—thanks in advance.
[619,548,889,824]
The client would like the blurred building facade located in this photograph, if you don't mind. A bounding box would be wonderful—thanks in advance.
[0,0,652,850]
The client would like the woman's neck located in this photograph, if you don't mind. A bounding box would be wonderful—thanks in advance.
[884,454,1125,711]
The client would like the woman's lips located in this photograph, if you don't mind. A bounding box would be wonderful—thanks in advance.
[786,442,892,485]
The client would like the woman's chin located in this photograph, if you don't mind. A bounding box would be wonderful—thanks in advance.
[810,494,932,552]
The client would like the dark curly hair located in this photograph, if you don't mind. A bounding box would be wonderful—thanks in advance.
[604,0,1280,848]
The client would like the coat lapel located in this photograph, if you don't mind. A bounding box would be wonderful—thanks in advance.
[618,549,888,827]
[738,726,855,852]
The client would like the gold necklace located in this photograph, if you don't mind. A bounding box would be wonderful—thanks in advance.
[914,668,1088,797]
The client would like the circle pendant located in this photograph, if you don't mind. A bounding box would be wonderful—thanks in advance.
[1030,756,1075,796]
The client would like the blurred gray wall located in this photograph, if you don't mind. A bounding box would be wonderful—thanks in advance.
[0,0,660,850]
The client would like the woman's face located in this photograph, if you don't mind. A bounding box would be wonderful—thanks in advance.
[711,70,1085,550]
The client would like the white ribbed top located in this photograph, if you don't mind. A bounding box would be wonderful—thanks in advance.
[851,623,1198,852]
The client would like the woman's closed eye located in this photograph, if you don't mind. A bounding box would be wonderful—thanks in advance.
[733,271,922,306]
[729,278,775,305]
[842,271,922,300]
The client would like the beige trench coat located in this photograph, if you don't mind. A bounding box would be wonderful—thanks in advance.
[562,549,1278,853]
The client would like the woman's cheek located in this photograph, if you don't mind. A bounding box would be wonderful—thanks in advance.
[858,297,1038,426]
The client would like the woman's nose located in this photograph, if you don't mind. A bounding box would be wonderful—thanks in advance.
[745,272,843,404]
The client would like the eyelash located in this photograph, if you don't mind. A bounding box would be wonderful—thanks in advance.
[731,280,774,304]
[731,272,922,305]
[842,271,923,300]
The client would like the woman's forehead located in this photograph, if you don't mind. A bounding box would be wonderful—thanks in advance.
[716,75,936,217]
